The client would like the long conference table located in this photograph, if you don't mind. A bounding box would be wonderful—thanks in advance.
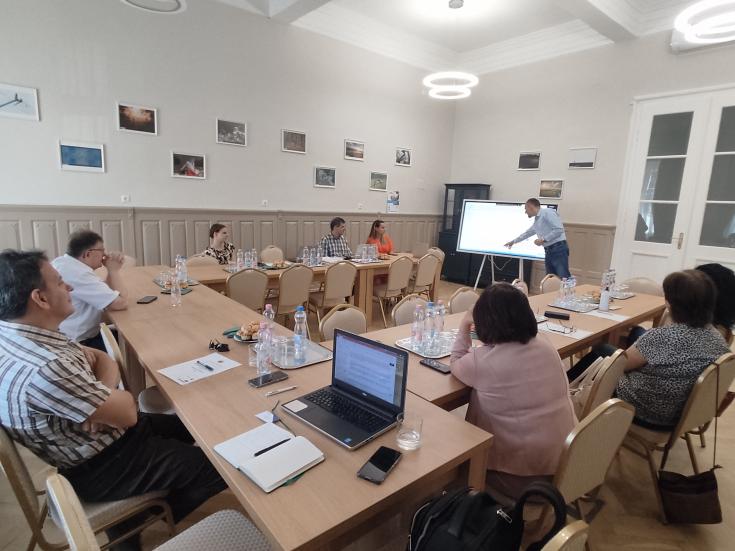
[109,266,491,551]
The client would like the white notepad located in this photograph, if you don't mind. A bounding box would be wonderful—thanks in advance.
[159,353,240,385]
[214,423,324,493]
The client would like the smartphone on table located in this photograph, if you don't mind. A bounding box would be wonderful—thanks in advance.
[248,371,289,388]
[357,446,402,484]
[136,296,158,304]
[419,358,451,374]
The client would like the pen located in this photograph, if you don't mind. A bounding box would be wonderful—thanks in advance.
[254,438,290,457]
[265,385,297,397]
[196,360,215,372]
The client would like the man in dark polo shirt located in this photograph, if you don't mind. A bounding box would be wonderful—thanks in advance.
[0,250,226,549]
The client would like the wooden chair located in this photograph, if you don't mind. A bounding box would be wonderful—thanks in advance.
[226,268,268,312]
[409,254,441,298]
[622,353,735,522]
[426,246,445,262]
[622,276,663,296]
[260,245,284,264]
[541,520,589,551]
[270,264,313,331]
[511,278,529,296]
[540,274,562,294]
[318,304,367,341]
[390,294,428,326]
[45,473,270,551]
[373,256,413,327]
[308,261,357,324]
[186,255,220,267]
[100,323,174,415]
[447,287,479,314]
[0,429,174,551]
[411,242,429,257]
[575,350,626,419]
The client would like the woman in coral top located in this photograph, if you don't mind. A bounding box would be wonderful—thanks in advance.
[366,220,394,255]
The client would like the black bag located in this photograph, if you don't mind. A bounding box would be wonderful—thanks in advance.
[407,481,566,551]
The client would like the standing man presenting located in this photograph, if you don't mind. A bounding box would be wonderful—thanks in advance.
[504,198,571,278]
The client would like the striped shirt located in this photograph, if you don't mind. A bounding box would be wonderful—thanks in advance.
[319,234,353,258]
[0,321,123,468]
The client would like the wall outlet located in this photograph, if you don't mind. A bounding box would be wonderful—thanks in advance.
[357,203,364,210]
[261,199,268,207]
[120,194,131,203]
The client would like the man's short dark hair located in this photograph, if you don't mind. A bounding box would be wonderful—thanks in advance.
[526,198,541,208]
[0,249,48,320]
[473,282,538,345]
[67,229,103,258]
[695,263,735,329]
[330,217,346,230]
[663,269,716,328]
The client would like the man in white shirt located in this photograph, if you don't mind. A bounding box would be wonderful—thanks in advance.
[52,230,128,350]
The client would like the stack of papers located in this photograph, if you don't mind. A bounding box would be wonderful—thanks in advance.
[583,310,630,322]
[538,322,594,341]
[320,256,344,264]
[159,353,240,385]
[215,423,324,493]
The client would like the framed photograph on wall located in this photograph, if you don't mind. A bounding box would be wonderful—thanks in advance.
[568,146,597,169]
[117,102,157,135]
[395,147,412,167]
[282,129,306,154]
[518,152,541,170]
[0,82,39,121]
[369,171,387,191]
[172,152,206,179]
[314,166,336,188]
[216,119,247,146]
[387,190,400,213]
[59,141,105,173]
[539,179,563,199]
[344,139,365,161]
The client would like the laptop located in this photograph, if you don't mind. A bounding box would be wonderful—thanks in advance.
[282,329,408,450]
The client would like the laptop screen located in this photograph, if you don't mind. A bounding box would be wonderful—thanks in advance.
[332,330,407,414]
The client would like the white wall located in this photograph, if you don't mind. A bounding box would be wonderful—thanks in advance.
[450,32,735,225]
[0,0,454,214]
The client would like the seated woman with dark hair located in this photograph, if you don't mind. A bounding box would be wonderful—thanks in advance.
[450,282,576,499]
[202,223,235,265]
[616,269,730,430]
[696,263,735,343]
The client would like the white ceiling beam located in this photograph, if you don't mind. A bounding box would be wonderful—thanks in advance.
[268,0,332,23]
[554,0,637,41]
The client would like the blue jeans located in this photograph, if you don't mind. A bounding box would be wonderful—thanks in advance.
[544,240,571,278]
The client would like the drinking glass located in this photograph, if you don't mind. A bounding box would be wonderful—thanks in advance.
[396,412,423,450]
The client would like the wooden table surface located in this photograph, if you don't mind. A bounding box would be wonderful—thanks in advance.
[109,265,491,551]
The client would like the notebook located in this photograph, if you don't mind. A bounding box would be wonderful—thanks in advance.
[214,423,324,493]
[283,329,408,450]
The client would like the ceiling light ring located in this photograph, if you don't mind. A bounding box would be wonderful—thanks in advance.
[422,71,479,89]
[674,0,735,44]
[428,87,472,100]
[120,0,186,14]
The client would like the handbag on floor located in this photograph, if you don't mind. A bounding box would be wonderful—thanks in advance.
[657,363,722,524]
[406,481,566,551]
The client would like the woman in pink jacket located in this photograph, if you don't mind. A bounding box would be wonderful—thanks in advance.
[450,282,576,500]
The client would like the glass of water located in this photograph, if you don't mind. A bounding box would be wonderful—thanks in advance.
[396,412,423,450]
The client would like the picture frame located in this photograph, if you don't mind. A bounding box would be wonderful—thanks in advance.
[59,141,105,173]
[314,166,336,188]
[369,172,387,191]
[395,147,412,167]
[216,118,247,147]
[568,146,597,169]
[171,152,206,179]
[387,190,400,213]
[117,102,158,135]
[539,179,563,199]
[344,139,365,161]
[518,152,541,170]
[282,129,306,154]
[0,82,39,121]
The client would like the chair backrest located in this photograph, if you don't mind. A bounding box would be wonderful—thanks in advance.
[46,473,100,551]
[511,278,529,296]
[553,399,634,503]
[411,242,429,257]
[670,353,735,442]
[654,307,672,328]
[391,294,428,326]
[426,246,445,261]
[540,274,562,294]
[385,256,413,294]
[579,349,626,419]
[622,276,663,296]
[0,428,45,539]
[186,254,219,267]
[226,269,269,312]
[319,304,367,341]
[448,287,479,314]
[260,245,284,264]
[278,265,314,314]
[413,254,440,289]
[323,261,357,301]
[100,322,130,391]
[541,520,589,551]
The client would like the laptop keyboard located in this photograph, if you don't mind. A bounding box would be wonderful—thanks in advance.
[305,388,389,433]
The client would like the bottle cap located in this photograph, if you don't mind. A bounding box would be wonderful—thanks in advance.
[296,305,305,311]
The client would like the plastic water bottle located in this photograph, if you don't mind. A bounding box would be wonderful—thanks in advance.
[170,276,182,308]
[361,244,368,263]
[264,303,275,326]
[411,305,425,351]
[293,306,308,363]
[236,249,244,270]
[316,245,323,265]
[302,246,310,266]
[256,321,272,376]
[251,248,258,268]
[436,300,446,334]
[425,302,436,353]
[309,247,317,267]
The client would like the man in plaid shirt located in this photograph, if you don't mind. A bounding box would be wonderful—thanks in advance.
[319,217,353,258]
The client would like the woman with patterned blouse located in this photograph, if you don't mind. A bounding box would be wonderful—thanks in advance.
[202,223,235,265]
[615,269,730,430]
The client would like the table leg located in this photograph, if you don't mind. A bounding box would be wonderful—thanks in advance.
[467,447,489,490]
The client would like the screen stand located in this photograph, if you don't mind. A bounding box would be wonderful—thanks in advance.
[473,254,495,291]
